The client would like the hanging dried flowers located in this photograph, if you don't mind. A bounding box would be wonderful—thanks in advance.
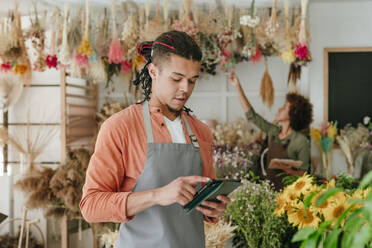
[95,8,110,58]
[67,14,83,57]
[240,0,262,63]
[172,0,198,37]
[265,0,279,38]
[218,30,241,71]
[199,33,220,75]
[121,12,140,61]
[108,1,125,64]
[46,8,60,69]
[59,4,71,66]
[143,0,167,41]
[27,7,47,72]
[2,12,22,63]
[0,63,12,73]
[78,0,94,57]
[0,73,23,111]
[288,0,311,92]
[260,57,274,109]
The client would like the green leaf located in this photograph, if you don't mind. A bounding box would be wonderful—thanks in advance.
[301,232,321,248]
[351,224,372,248]
[316,188,343,207]
[324,228,341,248]
[343,214,365,233]
[292,227,317,242]
[318,220,333,232]
[304,191,318,212]
[359,171,372,189]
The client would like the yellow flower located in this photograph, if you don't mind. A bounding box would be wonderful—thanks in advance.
[327,179,336,189]
[311,188,330,214]
[78,38,94,56]
[275,193,287,216]
[133,55,145,71]
[13,64,28,76]
[322,192,349,223]
[327,123,338,140]
[287,202,321,228]
[282,185,298,203]
[281,49,296,64]
[291,174,314,197]
[310,128,322,146]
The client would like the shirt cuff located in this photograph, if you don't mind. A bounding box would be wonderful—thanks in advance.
[245,108,256,120]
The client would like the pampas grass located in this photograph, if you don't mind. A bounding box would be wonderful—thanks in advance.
[204,219,237,248]
[95,9,110,57]
[59,4,71,65]
[0,73,23,111]
[260,57,274,109]
[88,57,107,83]
[67,15,83,57]
[14,148,90,219]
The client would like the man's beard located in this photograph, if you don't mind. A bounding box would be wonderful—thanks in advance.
[166,104,182,116]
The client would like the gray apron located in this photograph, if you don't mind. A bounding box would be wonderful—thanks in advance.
[116,101,205,248]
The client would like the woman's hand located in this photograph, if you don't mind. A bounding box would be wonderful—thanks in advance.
[228,68,241,88]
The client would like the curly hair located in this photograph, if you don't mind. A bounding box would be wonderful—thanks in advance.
[286,93,313,131]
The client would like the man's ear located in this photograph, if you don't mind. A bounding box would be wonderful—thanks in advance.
[148,63,157,80]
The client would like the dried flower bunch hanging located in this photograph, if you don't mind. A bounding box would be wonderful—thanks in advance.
[144,0,167,41]
[46,8,61,69]
[108,1,124,64]
[172,0,198,37]
[27,6,47,72]
[240,0,262,63]
[260,57,274,109]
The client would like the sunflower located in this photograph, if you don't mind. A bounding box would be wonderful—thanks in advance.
[322,192,349,223]
[274,193,287,216]
[282,185,298,203]
[287,202,321,228]
[311,188,330,214]
[291,174,314,197]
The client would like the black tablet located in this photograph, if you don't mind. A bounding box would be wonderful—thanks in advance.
[183,179,242,213]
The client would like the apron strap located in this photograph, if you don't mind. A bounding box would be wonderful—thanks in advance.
[142,101,154,143]
[182,114,200,148]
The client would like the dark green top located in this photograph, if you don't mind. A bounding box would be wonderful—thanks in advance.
[245,108,310,171]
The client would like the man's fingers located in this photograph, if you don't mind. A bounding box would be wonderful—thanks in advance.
[183,176,210,185]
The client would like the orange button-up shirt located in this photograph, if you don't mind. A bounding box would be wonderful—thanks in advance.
[80,103,216,223]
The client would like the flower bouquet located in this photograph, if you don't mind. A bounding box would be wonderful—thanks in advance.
[310,121,338,178]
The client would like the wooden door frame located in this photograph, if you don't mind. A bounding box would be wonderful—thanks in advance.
[324,47,372,121]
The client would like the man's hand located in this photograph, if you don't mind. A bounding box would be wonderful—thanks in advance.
[155,176,210,206]
[196,195,230,221]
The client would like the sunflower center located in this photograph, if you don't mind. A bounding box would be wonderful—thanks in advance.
[295,181,305,191]
[333,205,346,218]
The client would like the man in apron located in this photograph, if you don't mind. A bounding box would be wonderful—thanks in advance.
[80,31,230,247]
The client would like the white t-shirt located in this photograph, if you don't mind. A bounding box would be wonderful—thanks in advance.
[163,116,187,144]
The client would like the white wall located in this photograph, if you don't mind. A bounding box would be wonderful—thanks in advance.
[308,0,372,176]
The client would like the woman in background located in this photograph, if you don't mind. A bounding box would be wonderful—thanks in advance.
[228,69,313,190]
